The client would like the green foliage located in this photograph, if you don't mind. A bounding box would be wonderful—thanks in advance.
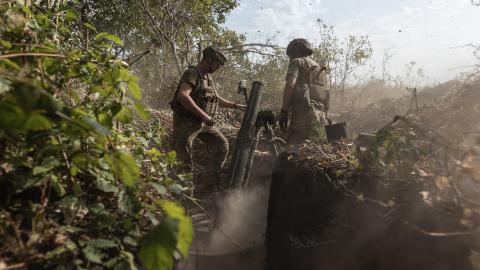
[315,20,373,91]
[95,32,124,46]
[0,2,191,269]
[76,0,245,108]
[106,151,140,188]
[139,201,193,270]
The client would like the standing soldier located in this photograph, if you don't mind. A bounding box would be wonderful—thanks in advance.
[170,46,245,192]
[279,38,329,145]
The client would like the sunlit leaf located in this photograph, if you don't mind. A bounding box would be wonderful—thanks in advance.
[0,39,12,49]
[114,106,133,123]
[158,200,192,258]
[95,32,124,46]
[106,151,139,188]
[169,184,185,195]
[45,247,67,259]
[134,103,150,119]
[151,183,167,195]
[83,245,105,264]
[139,201,192,270]
[121,251,138,270]
[0,59,20,71]
[0,78,11,95]
[96,178,119,193]
[89,239,118,249]
[51,175,66,197]
[65,9,79,21]
[127,79,141,100]
[82,117,111,135]
[23,113,52,131]
[33,157,60,175]
[22,6,34,16]
[83,22,96,32]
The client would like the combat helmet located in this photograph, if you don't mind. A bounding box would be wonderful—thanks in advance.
[286,38,313,57]
[202,46,228,65]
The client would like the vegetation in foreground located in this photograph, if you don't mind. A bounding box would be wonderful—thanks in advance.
[0,3,192,270]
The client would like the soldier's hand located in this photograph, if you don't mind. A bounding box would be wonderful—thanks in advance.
[204,116,215,126]
[279,110,289,132]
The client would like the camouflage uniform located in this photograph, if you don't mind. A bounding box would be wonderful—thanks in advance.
[171,66,229,192]
[286,57,327,145]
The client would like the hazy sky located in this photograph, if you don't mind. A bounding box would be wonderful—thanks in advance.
[224,0,480,84]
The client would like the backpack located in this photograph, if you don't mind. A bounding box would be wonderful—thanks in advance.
[290,58,329,112]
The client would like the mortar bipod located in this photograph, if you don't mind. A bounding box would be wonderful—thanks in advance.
[242,110,281,188]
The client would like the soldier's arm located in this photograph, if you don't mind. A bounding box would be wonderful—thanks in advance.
[281,59,301,111]
[177,82,212,123]
[217,95,246,111]
[281,75,297,111]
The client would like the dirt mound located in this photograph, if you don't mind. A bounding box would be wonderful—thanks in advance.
[337,80,459,134]
[266,124,480,270]
[420,79,480,143]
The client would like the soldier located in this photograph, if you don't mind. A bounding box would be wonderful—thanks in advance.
[170,46,245,192]
[279,38,329,145]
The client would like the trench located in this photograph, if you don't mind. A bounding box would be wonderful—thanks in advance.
[182,137,478,270]
[181,146,272,270]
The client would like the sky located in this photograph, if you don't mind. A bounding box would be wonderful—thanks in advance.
[224,0,480,84]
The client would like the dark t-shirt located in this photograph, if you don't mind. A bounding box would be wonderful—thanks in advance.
[172,67,216,119]
[180,67,200,89]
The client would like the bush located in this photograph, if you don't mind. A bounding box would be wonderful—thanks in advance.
[0,3,191,269]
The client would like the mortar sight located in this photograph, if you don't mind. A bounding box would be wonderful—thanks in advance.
[237,80,248,95]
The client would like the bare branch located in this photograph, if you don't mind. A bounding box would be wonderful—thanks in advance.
[139,0,182,75]
[139,0,170,44]
[224,43,283,51]
[228,49,278,57]
[0,52,65,60]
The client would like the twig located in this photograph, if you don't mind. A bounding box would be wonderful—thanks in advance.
[126,50,151,66]
[0,52,65,60]
[379,205,400,218]
[404,220,480,237]
[139,0,182,75]
[229,49,278,57]
[182,194,245,250]
[3,263,26,270]
[314,144,331,159]
[4,213,25,249]
[224,43,283,51]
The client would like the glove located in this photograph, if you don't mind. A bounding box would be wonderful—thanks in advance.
[205,118,215,127]
[204,116,215,126]
[279,110,289,132]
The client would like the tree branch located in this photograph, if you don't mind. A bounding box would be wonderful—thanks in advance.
[224,43,283,51]
[0,52,65,60]
[139,0,182,75]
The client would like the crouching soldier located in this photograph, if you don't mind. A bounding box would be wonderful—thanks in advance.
[279,38,329,145]
[170,46,245,193]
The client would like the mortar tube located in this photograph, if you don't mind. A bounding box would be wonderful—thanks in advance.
[227,81,264,189]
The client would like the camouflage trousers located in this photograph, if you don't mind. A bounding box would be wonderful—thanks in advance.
[287,108,327,145]
[172,114,229,193]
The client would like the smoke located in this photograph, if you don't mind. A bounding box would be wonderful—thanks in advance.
[206,185,270,253]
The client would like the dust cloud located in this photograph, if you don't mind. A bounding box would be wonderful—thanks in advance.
[207,185,269,253]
